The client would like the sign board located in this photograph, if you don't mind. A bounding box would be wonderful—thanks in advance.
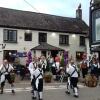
[94,0,100,4]
[92,9,100,44]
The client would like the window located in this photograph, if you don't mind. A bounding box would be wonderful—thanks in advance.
[39,33,47,44]
[59,35,69,45]
[80,36,85,46]
[3,29,17,43]
[24,33,32,41]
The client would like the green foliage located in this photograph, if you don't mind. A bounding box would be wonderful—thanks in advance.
[60,56,65,67]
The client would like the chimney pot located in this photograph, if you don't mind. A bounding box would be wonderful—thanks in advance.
[76,4,82,20]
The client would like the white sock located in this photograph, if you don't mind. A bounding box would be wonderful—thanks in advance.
[34,91,37,97]
[74,87,78,96]
[11,84,14,91]
[67,82,70,92]
[39,92,43,99]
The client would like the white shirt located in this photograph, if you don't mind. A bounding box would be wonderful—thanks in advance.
[0,64,14,75]
[40,60,47,69]
[32,68,43,89]
[93,63,100,68]
[28,61,38,80]
[52,62,60,70]
[28,62,37,74]
[67,64,78,78]
[49,58,54,63]
[32,68,43,79]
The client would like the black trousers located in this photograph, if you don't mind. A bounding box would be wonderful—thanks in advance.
[1,74,13,87]
[70,77,78,88]
[82,68,88,78]
[38,79,43,92]
[33,78,43,92]
[51,67,56,75]
[91,67,99,78]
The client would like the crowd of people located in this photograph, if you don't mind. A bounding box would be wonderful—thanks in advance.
[0,53,100,99]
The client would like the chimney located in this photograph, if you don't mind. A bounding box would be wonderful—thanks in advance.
[76,4,82,20]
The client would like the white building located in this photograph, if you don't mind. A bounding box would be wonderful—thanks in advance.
[0,7,89,64]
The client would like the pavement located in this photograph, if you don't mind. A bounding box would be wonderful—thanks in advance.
[0,80,100,100]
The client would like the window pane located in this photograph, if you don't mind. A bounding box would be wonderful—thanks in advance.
[9,30,13,41]
[25,33,32,41]
[9,30,17,41]
[3,29,8,41]
[39,33,47,43]
[80,36,85,46]
[59,35,69,45]
[3,29,17,42]
[13,31,17,41]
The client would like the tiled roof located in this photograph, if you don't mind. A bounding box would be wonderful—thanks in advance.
[31,43,64,51]
[0,7,88,34]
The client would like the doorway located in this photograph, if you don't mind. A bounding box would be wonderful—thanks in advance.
[41,51,46,57]
[51,50,58,58]
[3,50,17,62]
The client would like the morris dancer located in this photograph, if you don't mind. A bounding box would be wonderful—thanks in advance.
[0,59,15,94]
[66,60,79,97]
[32,63,43,100]
[28,57,38,93]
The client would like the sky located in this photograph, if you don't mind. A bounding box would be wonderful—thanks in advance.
[0,0,91,25]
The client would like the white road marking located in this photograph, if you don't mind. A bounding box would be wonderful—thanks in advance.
[3,84,85,93]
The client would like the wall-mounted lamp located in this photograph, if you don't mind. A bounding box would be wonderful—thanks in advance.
[51,32,56,37]
[25,30,32,34]
[72,34,76,38]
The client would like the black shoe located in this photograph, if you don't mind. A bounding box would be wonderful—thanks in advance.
[39,99,43,100]
[65,91,70,94]
[32,96,36,99]
[74,95,79,98]
[12,90,15,94]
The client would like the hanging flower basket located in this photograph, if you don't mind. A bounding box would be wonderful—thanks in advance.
[84,74,98,87]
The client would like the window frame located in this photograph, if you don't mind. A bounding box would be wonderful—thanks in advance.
[24,32,32,41]
[38,32,47,44]
[80,36,85,46]
[3,29,17,43]
[59,35,69,45]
